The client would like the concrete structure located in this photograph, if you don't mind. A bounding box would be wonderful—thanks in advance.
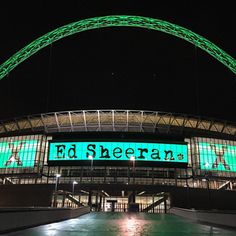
[171,207,236,228]
[0,206,90,233]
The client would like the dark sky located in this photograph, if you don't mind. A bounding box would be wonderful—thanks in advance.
[0,1,235,122]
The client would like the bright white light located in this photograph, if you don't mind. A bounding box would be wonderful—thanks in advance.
[126,217,136,233]
[55,174,61,178]
[102,190,110,197]
[204,162,210,168]
[130,156,135,161]
[80,189,89,194]
[88,155,93,160]
[137,191,145,196]
[73,181,78,184]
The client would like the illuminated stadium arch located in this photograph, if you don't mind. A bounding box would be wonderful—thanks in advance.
[0,15,236,80]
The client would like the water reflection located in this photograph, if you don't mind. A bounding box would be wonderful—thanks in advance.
[5,212,236,236]
[118,213,150,236]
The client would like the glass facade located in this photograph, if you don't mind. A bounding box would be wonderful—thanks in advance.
[0,135,47,176]
[191,137,236,178]
[0,135,235,191]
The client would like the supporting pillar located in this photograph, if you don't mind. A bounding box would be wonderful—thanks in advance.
[95,193,99,211]
[62,194,66,208]
[132,190,136,203]
[88,190,92,209]
[152,195,154,213]
[53,193,57,207]
[128,190,138,212]
[128,190,136,204]
[99,195,102,211]
[164,199,167,213]
[102,197,105,211]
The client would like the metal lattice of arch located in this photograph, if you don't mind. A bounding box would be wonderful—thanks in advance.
[0,15,236,80]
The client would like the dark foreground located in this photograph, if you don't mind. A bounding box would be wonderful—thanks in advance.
[4,212,236,236]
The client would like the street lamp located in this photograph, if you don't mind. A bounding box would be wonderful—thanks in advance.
[72,181,78,196]
[55,174,61,192]
[130,156,135,183]
[88,155,94,182]
[88,155,94,171]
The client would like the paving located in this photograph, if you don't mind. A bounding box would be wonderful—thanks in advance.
[5,212,236,236]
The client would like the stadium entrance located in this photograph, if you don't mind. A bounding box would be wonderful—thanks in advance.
[52,187,170,213]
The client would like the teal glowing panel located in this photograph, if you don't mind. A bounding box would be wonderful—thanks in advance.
[48,141,188,163]
[0,140,38,168]
[199,142,236,172]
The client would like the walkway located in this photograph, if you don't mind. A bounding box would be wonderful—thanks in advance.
[5,212,236,236]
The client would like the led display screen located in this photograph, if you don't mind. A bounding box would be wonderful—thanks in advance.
[199,142,236,172]
[48,141,188,164]
[0,140,38,168]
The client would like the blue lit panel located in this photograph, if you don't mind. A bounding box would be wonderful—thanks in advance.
[48,141,188,164]
[199,142,236,172]
[0,140,38,168]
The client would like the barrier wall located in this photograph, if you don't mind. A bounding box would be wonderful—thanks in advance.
[168,187,236,210]
[0,206,90,233]
[0,184,54,207]
[170,207,236,228]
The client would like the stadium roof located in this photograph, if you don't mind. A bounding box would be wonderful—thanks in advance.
[0,110,235,138]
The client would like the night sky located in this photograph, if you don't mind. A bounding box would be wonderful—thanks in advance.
[0,1,235,122]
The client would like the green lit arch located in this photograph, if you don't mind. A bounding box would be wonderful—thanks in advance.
[0,15,236,80]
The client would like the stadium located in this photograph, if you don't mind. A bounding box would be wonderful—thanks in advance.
[0,12,236,233]
[0,109,235,212]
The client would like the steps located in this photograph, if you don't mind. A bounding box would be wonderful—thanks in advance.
[142,193,168,213]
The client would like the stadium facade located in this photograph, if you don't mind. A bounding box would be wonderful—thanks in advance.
[0,109,236,212]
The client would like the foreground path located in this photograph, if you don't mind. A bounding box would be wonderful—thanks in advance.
[5,212,236,236]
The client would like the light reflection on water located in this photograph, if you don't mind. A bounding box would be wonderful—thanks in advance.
[5,212,236,236]
[118,213,150,236]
